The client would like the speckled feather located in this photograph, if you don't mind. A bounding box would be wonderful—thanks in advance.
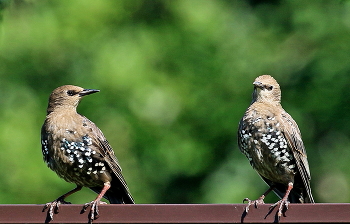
[41,85,134,204]
[238,75,314,203]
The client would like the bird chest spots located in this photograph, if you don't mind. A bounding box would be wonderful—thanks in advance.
[267,116,276,121]
[41,140,49,155]
[252,117,262,124]
[86,163,106,175]
[65,129,77,135]
[82,135,93,146]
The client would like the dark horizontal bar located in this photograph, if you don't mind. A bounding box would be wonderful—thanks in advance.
[0,204,349,223]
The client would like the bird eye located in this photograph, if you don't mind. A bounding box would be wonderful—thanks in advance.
[267,85,273,91]
[67,90,77,96]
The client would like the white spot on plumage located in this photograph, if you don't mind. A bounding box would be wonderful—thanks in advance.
[280,155,289,161]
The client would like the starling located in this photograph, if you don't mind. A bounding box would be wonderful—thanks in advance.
[41,85,134,223]
[237,75,314,220]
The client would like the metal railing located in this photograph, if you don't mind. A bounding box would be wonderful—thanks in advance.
[0,204,348,223]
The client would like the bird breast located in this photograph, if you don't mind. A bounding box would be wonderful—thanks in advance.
[239,104,296,184]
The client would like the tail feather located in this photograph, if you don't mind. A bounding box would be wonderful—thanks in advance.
[89,186,135,204]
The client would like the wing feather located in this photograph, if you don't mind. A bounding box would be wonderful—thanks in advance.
[280,111,314,203]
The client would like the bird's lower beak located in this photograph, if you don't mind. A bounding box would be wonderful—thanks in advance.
[79,89,100,96]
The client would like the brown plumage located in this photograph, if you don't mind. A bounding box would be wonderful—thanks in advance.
[41,85,134,223]
[237,75,314,220]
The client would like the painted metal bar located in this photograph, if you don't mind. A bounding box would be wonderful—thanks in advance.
[0,204,348,223]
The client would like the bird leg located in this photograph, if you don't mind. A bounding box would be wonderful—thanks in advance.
[43,185,82,222]
[243,186,275,213]
[81,182,110,224]
[269,182,293,221]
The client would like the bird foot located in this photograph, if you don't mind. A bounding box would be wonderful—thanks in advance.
[269,198,289,221]
[243,197,265,213]
[42,196,71,222]
[81,200,107,223]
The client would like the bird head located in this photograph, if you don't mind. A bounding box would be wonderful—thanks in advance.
[46,85,100,114]
[251,75,281,104]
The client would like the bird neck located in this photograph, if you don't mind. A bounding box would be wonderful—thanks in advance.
[47,104,78,115]
[45,109,83,134]
[251,96,281,106]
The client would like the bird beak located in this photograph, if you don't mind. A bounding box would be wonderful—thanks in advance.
[253,81,263,89]
[79,89,100,96]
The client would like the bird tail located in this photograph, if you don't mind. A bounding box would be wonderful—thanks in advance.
[89,186,135,204]
[260,176,314,203]
[105,190,134,204]
[271,183,314,203]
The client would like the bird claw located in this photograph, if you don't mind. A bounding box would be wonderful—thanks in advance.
[269,199,289,220]
[81,200,107,223]
[42,197,71,222]
[243,197,265,213]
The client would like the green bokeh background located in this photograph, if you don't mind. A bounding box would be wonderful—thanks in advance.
[1,0,350,204]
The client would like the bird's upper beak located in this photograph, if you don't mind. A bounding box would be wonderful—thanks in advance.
[79,89,100,96]
[253,81,263,89]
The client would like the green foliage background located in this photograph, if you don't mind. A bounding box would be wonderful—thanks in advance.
[0,0,350,204]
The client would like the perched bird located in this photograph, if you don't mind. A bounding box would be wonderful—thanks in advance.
[41,85,134,223]
[237,75,314,220]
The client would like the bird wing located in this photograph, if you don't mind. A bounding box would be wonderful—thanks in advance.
[83,116,135,204]
[280,111,314,203]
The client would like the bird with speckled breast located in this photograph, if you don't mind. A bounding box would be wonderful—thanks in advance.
[41,85,134,223]
[237,75,314,221]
